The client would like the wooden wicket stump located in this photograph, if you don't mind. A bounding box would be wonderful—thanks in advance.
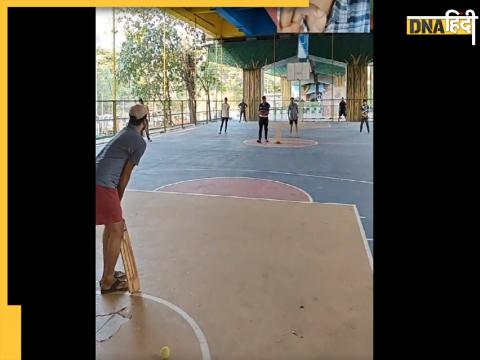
[120,221,141,293]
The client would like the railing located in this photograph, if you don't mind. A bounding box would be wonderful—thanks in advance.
[267,98,374,122]
[96,98,373,139]
[96,99,220,139]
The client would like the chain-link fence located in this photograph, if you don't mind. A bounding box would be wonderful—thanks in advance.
[96,99,219,139]
[265,98,374,121]
[96,98,373,139]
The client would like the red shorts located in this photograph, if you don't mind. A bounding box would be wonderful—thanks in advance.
[96,184,122,225]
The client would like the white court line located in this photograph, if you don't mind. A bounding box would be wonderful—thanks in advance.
[318,202,368,220]
[154,176,314,203]
[137,168,373,185]
[352,206,373,272]
[315,143,372,145]
[128,191,370,222]
[95,291,211,360]
[129,189,315,205]
[243,139,319,147]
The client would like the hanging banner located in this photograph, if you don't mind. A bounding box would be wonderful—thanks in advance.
[298,34,309,61]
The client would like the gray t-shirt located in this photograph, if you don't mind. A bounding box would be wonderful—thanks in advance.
[96,125,147,189]
[288,103,299,120]
[238,102,247,111]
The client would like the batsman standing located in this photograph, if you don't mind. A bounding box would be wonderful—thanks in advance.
[96,104,147,293]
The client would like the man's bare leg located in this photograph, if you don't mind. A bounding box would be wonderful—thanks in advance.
[100,226,126,286]
[295,122,298,136]
[101,220,124,289]
[102,226,111,263]
[100,227,109,287]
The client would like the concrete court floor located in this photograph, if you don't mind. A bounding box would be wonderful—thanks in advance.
[96,120,373,253]
[96,191,373,359]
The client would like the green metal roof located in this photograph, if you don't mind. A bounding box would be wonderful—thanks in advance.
[208,34,372,70]
[311,34,373,63]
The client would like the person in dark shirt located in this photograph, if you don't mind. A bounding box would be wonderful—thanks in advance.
[338,97,347,121]
[257,96,270,143]
[238,99,248,122]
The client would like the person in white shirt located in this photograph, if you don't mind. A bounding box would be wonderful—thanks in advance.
[219,97,230,134]
[360,99,370,133]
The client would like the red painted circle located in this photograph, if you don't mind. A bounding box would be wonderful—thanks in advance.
[243,138,317,148]
[157,178,312,202]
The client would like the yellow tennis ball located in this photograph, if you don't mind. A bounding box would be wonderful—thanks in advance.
[160,346,170,359]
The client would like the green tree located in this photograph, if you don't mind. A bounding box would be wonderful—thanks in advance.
[111,8,227,125]
[117,8,183,125]
[96,48,113,100]
[96,47,133,119]
[175,27,204,124]
[197,59,218,121]
[195,42,225,121]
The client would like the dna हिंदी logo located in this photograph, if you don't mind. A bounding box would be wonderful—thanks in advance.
[407,9,478,45]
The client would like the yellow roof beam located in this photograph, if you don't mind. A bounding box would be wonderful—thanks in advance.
[189,8,216,15]
[166,8,244,39]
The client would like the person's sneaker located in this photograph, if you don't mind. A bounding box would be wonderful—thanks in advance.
[256,139,261,143]
[265,139,269,143]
